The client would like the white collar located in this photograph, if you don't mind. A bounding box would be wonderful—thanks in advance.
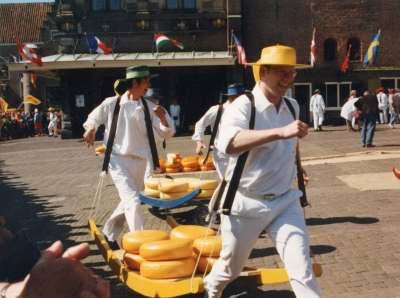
[252,83,289,113]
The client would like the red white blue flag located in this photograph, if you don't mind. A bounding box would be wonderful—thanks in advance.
[86,35,112,54]
[15,39,42,66]
[232,34,247,66]
[310,28,317,67]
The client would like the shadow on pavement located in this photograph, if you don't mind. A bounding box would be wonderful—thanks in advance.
[306,216,379,226]
[250,244,336,259]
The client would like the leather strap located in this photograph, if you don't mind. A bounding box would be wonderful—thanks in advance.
[221,91,256,215]
[203,103,224,164]
[141,98,160,171]
[102,96,121,173]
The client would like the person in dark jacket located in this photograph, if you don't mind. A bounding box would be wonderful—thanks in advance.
[355,90,379,147]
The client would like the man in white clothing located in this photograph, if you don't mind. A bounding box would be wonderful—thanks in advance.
[377,87,389,124]
[309,89,325,131]
[192,83,245,178]
[82,65,175,248]
[204,45,320,298]
[340,90,358,131]
[169,97,181,134]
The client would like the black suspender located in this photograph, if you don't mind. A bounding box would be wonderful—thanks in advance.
[203,103,224,164]
[221,91,256,215]
[102,96,121,173]
[141,98,160,171]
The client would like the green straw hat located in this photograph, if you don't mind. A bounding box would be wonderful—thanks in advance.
[114,65,158,95]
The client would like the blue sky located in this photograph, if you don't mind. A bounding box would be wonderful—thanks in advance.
[0,0,54,3]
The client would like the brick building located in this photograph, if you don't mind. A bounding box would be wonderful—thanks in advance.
[242,0,400,123]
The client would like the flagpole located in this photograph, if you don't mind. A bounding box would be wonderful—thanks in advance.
[226,0,229,52]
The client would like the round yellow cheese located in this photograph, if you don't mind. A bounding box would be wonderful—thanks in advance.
[170,225,216,242]
[159,192,189,199]
[143,188,160,198]
[165,167,181,173]
[140,258,196,279]
[174,178,200,184]
[197,257,218,273]
[95,145,106,155]
[122,230,169,254]
[139,239,193,261]
[189,179,218,190]
[200,165,215,171]
[196,189,215,199]
[159,181,188,193]
[124,253,145,270]
[193,236,222,257]
[183,166,200,172]
[144,178,171,190]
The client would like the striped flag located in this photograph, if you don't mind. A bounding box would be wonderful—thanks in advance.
[232,33,247,66]
[154,33,184,51]
[310,28,317,67]
[363,30,381,66]
[15,39,42,66]
[86,35,112,54]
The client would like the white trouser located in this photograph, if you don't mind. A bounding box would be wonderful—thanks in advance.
[312,112,324,130]
[379,108,388,124]
[204,189,320,298]
[212,149,228,179]
[48,121,57,135]
[103,154,146,241]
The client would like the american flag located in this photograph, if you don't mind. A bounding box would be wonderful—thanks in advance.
[232,34,247,66]
[310,28,317,67]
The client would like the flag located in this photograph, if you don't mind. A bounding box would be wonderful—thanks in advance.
[310,28,317,67]
[363,30,381,66]
[154,33,184,51]
[30,73,37,88]
[0,97,8,113]
[24,95,41,105]
[340,44,352,73]
[232,33,247,66]
[86,35,112,54]
[15,38,42,66]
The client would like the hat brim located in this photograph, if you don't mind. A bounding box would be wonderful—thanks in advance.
[251,63,311,82]
[119,73,158,82]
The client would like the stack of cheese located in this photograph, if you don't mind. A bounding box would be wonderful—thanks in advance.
[159,180,189,199]
[122,230,196,279]
[144,177,172,198]
[170,225,221,274]
[181,156,200,172]
[198,156,215,171]
[187,179,218,199]
[165,153,182,173]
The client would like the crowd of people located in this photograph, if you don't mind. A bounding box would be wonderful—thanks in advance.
[0,108,61,141]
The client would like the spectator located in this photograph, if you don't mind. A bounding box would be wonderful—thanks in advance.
[47,108,58,137]
[376,87,389,124]
[340,90,358,131]
[309,89,326,131]
[169,98,181,134]
[33,109,43,136]
[355,90,379,147]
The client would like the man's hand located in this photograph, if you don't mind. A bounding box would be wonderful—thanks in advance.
[195,141,207,155]
[153,105,169,127]
[19,241,110,298]
[83,129,96,147]
[280,120,308,139]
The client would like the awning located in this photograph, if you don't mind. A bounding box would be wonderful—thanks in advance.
[8,51,235,72]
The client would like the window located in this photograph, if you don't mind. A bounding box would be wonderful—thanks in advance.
[166,0,196,9]
[109,0,121,10]
[324,38,337,61]
[324,82,352,109]
[380,78,400,90]
[92,0,106,11]
[347,37,361,61]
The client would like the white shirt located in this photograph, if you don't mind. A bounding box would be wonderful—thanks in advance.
[83,91,175,160]
[309,94,326,114]
[377,92,389,109]
[216,83,299,196]
[340,96,358,121]
[49,112,57,124]
[169,104,181,127]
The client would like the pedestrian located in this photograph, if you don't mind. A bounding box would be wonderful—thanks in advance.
[33,108,43,136]
[169,97,181,134]
[309,89,326,131]
[191,83,245,178]
[377,87,389,124]
[388,89,397,128]
[47,108,58,137]
[355,90,379,147]
[340,90,358,131]
[82,65,175,249]
[204,44,320,298]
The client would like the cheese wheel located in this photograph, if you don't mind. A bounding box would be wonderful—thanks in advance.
[159,159,166,172]
[200,165,215,171]
[143,188,160,198]
[159,181,188,193]
[139,239,193,261]
[144,178,171,190]
[197,189,215,199]
[183,166,200,172]
[193,236,222,257]
[189,179,218,190]
[122,230,169,254]
[181,158,199,168]
[95,145,106,155]
[124,253,145,270]
[160,192,189,199]
[140,258,196,279]
[198,156,214,167]
[165,167,181,173]
[197,257,218,273]
[170,225,216,242]
[174,177,200,183]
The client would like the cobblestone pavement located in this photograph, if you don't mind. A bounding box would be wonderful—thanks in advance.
[1,125,400,298]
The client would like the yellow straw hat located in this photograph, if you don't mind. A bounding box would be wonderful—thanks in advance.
[251,44,310,82]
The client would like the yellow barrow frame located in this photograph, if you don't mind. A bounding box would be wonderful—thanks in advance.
[88,219,322,298]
